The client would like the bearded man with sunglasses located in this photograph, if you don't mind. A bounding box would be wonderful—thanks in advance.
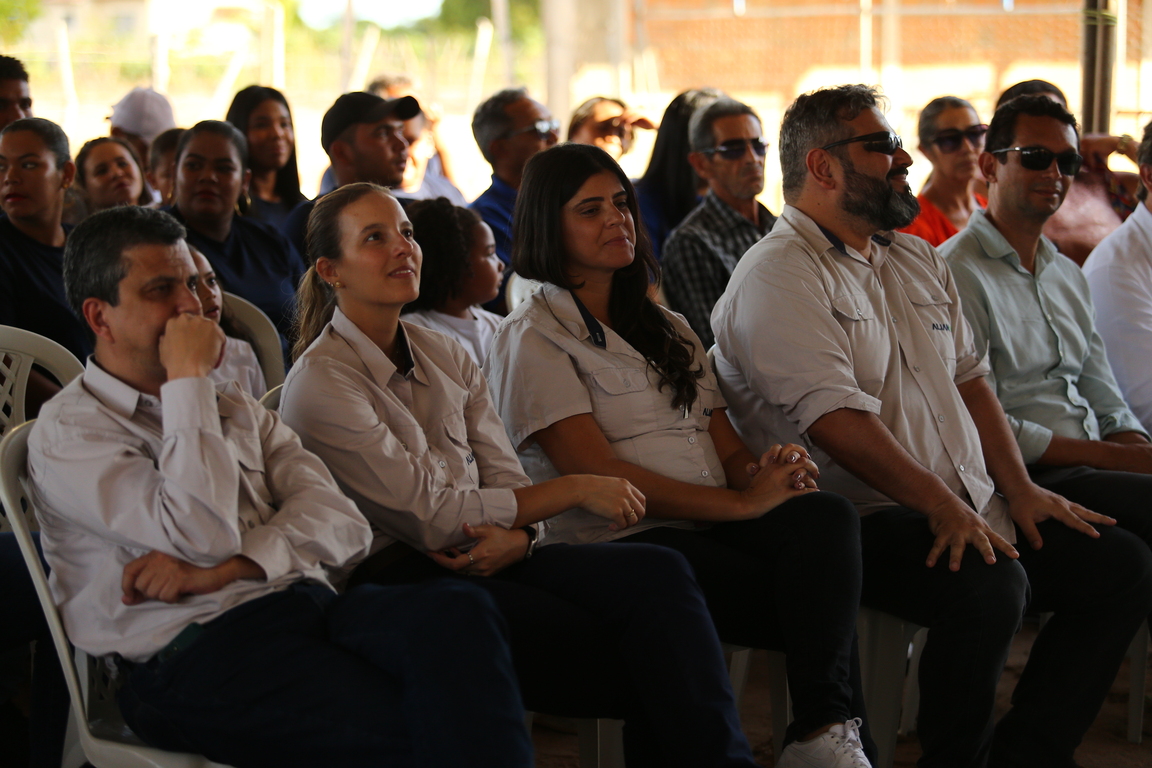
[712,84,1152,768]
[663,98,776,347]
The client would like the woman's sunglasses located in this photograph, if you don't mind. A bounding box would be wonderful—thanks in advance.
[821,131,903,155]
[701,138,769,160]
[990,146,1084,176]
[931,125,989,154]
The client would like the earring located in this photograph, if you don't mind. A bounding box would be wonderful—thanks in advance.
[333,281,342,289]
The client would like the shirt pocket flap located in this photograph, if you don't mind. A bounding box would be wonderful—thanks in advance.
[589,367,649,395]
[903,281,953,307]
[831,294,875,321]
[232,437,265,472]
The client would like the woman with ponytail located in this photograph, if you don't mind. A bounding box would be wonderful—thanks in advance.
[484,143,877,767]
[281,182,762,768]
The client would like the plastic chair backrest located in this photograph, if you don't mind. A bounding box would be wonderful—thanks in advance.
[259,384,282,411]
[0,326,84,437]
[504,272,543,312]
[0,422,234,768]
[221,293,285,390]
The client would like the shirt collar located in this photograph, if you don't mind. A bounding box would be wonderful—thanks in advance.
[1131,200,1152,235]
[488,175,518,205]
[779,204,893,266]
[329,307,428,387]
[701,190,772,235]
[965,207,1057,274]
[539,283,648,363]
[81,356,155,419]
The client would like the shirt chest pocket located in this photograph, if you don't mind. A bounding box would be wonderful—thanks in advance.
[441,409,479,487]
[586,366,659,438]
[831,294,886,387]
[903,282,957,366]
[232,436,275,526]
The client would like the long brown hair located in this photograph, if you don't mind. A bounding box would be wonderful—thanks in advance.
[292,182,389,360]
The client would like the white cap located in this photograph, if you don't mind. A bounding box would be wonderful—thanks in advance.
[109,88,176,143]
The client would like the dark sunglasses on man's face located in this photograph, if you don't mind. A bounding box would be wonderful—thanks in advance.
[505,119,561,141]
[931,125,989,154]
[821,131,903,155]
[990,146,1084,176]
[701,137,769,160]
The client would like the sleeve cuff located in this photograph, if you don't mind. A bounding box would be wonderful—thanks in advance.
[1100,412,1151,441]
[479,488,520,530]
[240,526,294,582]
[161,377,223,436]
[795,390,883,436]
[1014,419,1054,465]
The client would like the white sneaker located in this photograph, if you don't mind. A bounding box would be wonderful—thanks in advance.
[775,718,872,768]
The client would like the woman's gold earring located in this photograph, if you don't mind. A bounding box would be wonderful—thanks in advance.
[333,281,342,289]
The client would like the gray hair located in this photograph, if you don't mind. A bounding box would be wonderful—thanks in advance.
[688,98,759,152]
[779,84,885,203]
[472,87,530,164]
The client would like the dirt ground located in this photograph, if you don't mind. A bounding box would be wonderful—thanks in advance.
[532,622,1152,767]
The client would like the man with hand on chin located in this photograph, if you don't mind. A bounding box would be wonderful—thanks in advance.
[712,84,1152,768]
[27,205,533,768]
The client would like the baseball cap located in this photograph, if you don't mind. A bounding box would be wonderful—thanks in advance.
[109,87,177,143]
[321,93,421,153]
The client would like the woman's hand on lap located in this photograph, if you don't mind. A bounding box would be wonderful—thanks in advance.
[429,524,530,577]
[573,475,647,531]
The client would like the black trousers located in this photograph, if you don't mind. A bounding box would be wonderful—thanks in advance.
[860,505,1152,768]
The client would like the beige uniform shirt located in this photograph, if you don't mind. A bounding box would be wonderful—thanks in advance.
[28,362,372,662]
[280,308,526,556]
[711,205,1013,540]
[484,283,725,544]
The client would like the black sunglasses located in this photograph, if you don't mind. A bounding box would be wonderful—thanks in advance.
[701,137,769,161]
[990,146,1083,176]
[505,119,561,140]
[931,124,989,154]
[821,131,903,155]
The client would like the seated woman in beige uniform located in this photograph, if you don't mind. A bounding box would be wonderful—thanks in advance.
[279,181,764,768]
[484,143,875,768]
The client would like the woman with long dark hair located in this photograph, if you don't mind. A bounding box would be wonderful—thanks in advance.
[168,119,305,359]
[226,85,304,230]
[486,143,876,768]
[74,136,152,213]
[280,181,763,768]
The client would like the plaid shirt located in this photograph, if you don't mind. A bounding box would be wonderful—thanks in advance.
[662,191,775,347]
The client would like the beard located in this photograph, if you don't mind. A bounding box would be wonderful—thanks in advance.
[840,158,920,231]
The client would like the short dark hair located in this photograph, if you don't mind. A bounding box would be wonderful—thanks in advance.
[74,136,150,205]
[149,127,185,171]
[779,84,884,202]
[0,117,70,169]
[688,98,759,152]
[1134,119,1152,201]
[917,96,975,146]
[63,207,187,337]
[404,197,483,313]
[472,87,529,164]
[996,79,1068,111]
[0,55,28,82]
[176,120,249,171]
[985,94,1079,156]
[226,85,303,207]
[567,96,627,140]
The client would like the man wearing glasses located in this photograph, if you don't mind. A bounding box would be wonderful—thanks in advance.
[712,84,1152,768]
[470,87,559,310]
[663,98,775,347]
[943,97,1152,592]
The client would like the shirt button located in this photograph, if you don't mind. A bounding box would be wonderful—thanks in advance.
[931,294,939,300]
[938,414,946,423]
[856,308,863,316]
[688,436,697,444]
[913,365,921,372]
[439,460,447,468]
[701,470,710,477]
[401,443,408,450]
[959,464,966,472]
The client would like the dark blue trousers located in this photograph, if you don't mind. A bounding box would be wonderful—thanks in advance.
[354,540,759,768]
[860,506,1152,768]
[118,580,534,768]
[0,532,68,768]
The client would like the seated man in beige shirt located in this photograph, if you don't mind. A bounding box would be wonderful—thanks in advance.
[27,205,533,768]
[711,84,1152,768]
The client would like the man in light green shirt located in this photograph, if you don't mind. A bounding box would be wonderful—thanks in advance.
[941,94,1152,564]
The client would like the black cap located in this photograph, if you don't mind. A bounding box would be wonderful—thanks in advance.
[321,93,421,153]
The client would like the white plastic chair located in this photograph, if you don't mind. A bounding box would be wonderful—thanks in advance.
[504,273,543,312]
[0,325,84,437]
[221,292,285,390]
[259,384,283,412]
[0,421,235,768]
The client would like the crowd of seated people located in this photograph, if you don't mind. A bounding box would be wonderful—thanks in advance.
[7,47,1152,768]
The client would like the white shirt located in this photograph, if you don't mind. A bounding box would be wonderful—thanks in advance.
[209,336,267,399]
[484,283,722,544]
[280,308,526,556]
[28,361,372,662]
[711,205,1012,540]
[1083,202,1152,434]
[401,307,503,367]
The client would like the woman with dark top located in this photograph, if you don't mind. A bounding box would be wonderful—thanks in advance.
[634,87,724,260]
[0,117,90,362]
[280,182,763,768]
[899,97,988,246]
[74,136,152,214]
[168,120,305,357]
[226,85,305,231]
[485,144,875,768]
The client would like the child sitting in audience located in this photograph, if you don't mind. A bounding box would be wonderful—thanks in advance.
[189,245,267,398]
[401,197,505,365]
